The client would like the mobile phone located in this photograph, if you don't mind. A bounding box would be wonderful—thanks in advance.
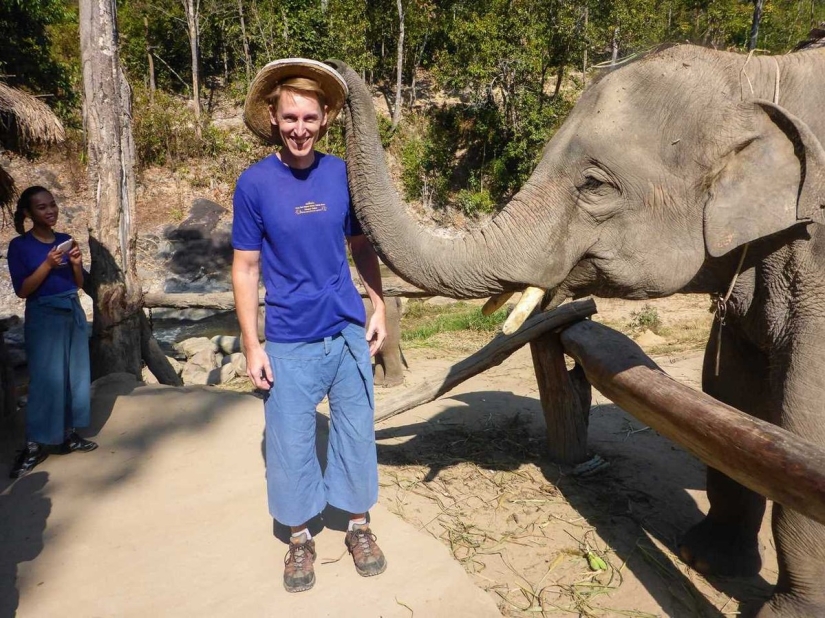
[55,238,73,253]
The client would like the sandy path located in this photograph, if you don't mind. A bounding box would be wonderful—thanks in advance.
[0,378,499,618]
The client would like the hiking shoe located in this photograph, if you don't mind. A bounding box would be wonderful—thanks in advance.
[59,432,98,454]
[10,443,48,479]
[345,525,387,577]
[283,533,316,593]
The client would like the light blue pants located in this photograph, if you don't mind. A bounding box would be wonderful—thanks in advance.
[264,323,377,526]
[24,290,91,445]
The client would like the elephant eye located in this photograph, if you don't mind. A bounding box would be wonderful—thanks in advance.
[577,167,618,201]
[580,176,606,192]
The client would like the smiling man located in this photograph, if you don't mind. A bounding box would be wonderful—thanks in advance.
[232,58,387,593]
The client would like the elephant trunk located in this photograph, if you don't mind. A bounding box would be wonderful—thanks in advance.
[333,60,556,300]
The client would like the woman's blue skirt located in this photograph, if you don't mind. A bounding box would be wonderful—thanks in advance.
[24,290,91,445]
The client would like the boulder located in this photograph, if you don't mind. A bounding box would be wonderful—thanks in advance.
[229,352,247,377]
[174,337,216,359]
[188,348,218,372]
[166,355,183,376]
[141,366,160,385]
[212,335,241,355]
[181,365,210,386]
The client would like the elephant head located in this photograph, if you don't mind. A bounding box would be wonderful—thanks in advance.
[328,46,825,332]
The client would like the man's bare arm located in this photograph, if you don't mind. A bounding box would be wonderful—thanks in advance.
[348,235,386,356]
[232,249,273,389]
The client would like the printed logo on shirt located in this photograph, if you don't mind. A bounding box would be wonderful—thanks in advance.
[295,201,327,215]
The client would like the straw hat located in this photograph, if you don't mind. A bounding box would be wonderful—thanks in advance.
[243,58,348,145]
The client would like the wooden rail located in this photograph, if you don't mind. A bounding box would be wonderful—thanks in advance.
[143,275,430,309]
[374,299,597,422]
[560,320,825,527]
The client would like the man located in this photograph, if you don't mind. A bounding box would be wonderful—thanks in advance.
[232,58,387,593]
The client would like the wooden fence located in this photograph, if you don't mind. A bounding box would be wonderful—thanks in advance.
[143,290,825,527]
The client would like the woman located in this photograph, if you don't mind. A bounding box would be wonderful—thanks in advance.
[7,186,96,479]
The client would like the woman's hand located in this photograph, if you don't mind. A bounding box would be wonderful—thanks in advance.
[44,247,64,269]
[68,242,83,267]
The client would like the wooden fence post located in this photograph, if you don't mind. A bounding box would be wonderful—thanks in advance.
[530,333,591,464]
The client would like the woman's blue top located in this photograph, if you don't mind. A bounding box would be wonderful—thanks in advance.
[7,231,78,300]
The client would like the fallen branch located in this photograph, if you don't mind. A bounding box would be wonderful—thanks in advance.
[560,320,825,526]
[374,299,597,423]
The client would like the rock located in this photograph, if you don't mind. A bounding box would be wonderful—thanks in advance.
[188,348,218,372]
[181,366,210,385]
[218,363,235,384]
[166,355,183,376]
[425,296,458,306]
[142,366,160,385]
[90,373,139,399]
[212,335,241,355]
[229,352,247,377]
[174,337,216,359]
[635,329,667,347]
[79,291,94,321]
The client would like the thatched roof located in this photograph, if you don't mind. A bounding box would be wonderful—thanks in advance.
[0,82,66,209]
[0,82,66,149]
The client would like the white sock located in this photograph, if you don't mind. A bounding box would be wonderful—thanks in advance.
[291,528,311,541]
[348,517,367,531]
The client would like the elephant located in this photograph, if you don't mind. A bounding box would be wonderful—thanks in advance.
[364,295,406,387]
[328,40,825,618]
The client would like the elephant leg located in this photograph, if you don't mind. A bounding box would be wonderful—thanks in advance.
[378,298,404,387]
[751,338,825,617]
[364,297,405,388]
[679,321,768,577]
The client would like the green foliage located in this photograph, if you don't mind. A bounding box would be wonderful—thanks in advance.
[0,0,79,119]
[628,304,661,332]
[402,300,509,342]
[7,0,825,215]
[132,86,227,168]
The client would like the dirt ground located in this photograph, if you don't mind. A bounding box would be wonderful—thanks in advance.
[371,294,777,617]
[0,293,781,617]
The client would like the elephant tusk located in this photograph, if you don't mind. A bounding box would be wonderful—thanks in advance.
[502,287,547,335]
[482,292,515,316]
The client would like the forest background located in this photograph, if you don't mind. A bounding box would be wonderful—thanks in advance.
[2,0,825,220]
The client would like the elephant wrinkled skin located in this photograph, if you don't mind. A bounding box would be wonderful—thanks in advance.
[330,42,825,617]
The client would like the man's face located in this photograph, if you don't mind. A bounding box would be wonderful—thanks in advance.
[269,90,328,164]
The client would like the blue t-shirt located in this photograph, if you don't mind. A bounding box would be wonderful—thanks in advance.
[7,232,78,300]
[232,152,366,342]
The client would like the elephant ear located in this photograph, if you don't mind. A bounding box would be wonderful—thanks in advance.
[703,100,825,258]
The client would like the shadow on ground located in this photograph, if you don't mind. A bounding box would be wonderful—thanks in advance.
[375,389,774,617]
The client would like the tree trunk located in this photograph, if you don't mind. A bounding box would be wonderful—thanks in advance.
[749,0,765,51]
[182,0,202,138]
[79,0,180,385]
[79,0,144,380]
[392,0,405,129]
[553,64,565,98]
[144,16,156,101]
[237,0,251,82]
[611,26,619,65]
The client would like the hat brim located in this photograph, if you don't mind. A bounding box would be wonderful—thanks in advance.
[243,58,348,146]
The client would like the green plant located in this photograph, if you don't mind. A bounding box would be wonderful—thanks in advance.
[628,304,661,332]
[402,301,509,343]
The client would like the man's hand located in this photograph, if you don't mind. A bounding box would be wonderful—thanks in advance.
[245,344,274,390]
[365,303,387,357]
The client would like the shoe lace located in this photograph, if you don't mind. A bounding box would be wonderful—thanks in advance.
[285,541,310,567]
[351,529,378,556]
